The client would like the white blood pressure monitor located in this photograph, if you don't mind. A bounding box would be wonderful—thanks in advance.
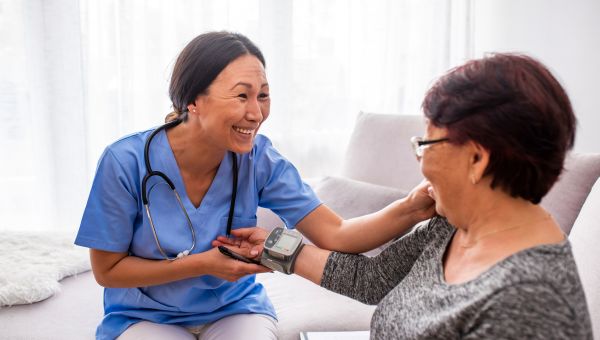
[260,227,304,274]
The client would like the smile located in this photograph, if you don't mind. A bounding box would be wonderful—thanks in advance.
[233,126,255,135]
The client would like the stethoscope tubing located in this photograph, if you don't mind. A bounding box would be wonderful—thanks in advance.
[142,118,238,260]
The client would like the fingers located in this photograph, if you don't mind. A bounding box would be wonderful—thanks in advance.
[224,260,273,281]
[229,227,257,238]
[215,236,237,245]
[250,244,264,256]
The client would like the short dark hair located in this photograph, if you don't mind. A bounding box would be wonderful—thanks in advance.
[422,53,576,204]
[167,31,265,120]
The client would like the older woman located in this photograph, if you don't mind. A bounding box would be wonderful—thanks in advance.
[221,53,593,339]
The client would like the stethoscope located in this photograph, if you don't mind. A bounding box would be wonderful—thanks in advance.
[141,118,239,260]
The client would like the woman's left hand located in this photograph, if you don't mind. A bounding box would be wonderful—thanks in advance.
[212,227,269,259]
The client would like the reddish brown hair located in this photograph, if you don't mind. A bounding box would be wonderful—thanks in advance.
[422,53,576,203]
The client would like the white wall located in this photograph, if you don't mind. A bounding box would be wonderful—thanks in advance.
[471,0,600,153]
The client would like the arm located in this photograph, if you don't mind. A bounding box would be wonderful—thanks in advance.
[90,247,271,288]
[216,219,434,305]
[255,137,434,254]
[296,181,435,253]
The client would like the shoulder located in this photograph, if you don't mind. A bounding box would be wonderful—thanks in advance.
[249,134,294,171]
[472,243,592,335]
[99,128,153,168]
[500,242,583,290]
[91,129,155,184]
[105,129,152,159]
[250,134,279,161]
[412,216,454,242]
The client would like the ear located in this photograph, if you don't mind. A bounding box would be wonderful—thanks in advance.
[187,95,206,116]
[468,142,489,185]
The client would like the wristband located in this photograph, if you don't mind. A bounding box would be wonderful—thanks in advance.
[260,227,304,274]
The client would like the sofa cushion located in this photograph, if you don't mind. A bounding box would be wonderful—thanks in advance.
[256,272,375,340]
[568,178,600,338]
[541,153,600,234]
[313,176,409,219]
[0,271,101,339]
[341,112,425,191]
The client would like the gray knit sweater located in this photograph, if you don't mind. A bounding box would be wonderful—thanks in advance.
[321,217,593,339]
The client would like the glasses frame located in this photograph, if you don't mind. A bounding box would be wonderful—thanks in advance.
[410,136,450,158]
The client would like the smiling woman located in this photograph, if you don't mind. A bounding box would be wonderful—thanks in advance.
[75,32,287,340]
[74,31,436,340]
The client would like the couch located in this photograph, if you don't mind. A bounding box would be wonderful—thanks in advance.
[1,112,599,339]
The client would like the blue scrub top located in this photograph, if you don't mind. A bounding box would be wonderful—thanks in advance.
[75,129,321,340]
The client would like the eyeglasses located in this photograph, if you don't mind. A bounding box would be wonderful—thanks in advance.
[410,136,449,158]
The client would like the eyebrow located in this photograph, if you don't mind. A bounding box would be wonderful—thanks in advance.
[230,82,269,90]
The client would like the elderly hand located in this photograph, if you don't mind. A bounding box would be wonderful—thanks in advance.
[212,227,270,259]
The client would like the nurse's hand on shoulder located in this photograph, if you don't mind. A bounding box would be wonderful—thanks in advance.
[201,246,271,282]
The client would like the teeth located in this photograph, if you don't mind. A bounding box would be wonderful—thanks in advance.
[233,126,254,135]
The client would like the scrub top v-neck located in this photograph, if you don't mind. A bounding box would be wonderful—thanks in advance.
[76,128,321,340]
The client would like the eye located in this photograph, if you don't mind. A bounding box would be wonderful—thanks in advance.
[237,93,248,99]
[258,92,270,101]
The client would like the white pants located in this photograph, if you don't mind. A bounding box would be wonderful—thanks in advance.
[117,313,278,340]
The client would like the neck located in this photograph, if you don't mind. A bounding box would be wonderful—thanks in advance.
[166,122,226,177]
[454,190,550,248]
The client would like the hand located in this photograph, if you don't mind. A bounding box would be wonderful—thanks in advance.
[212,227,270,259]
[200,247,271,282]
[404,180,437,223]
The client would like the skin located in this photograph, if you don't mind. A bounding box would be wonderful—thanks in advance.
[222,120,566,287]
[90,54,436,288]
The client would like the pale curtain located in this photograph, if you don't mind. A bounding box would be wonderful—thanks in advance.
[0,0,471,232]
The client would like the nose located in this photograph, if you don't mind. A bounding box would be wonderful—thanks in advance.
[245,98,263,123]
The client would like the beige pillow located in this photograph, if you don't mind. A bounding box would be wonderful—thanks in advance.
[314,176,408,219]
[541,152,600,234]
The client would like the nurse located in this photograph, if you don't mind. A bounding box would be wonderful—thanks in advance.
[76,31,434,340]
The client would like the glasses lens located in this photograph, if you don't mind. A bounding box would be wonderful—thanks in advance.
[410,136,422,158]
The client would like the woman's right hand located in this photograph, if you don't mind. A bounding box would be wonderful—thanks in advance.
[199,246,271,282]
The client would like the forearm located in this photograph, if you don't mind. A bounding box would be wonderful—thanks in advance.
[295,245,396,305]
[335,198,422,252]
[293,244,331,285]
[299,197,426,253]
[91,250,206,288]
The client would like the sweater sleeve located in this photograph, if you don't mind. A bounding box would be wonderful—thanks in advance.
[464,283,592,340]
[320,218,438,305]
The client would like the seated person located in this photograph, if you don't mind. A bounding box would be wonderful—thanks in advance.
[215,53,593,339]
